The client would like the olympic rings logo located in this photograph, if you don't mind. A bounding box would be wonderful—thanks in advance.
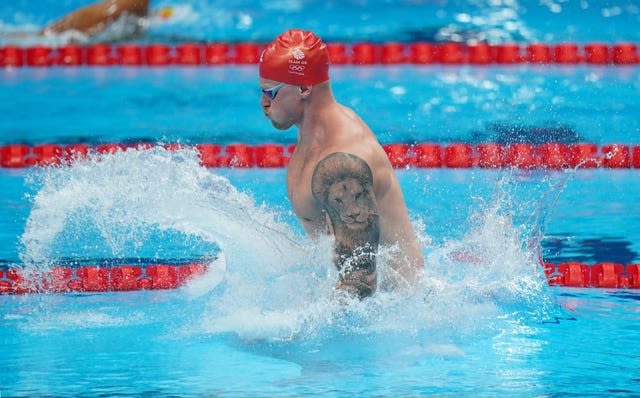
[288,64,306,72]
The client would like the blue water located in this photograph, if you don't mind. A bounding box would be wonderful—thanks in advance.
[2,165,640,265]
[2,0,640,44]
[1,66,639,145]
[2,0,640,397]
[1,149,639,397]
[2,286,638,397]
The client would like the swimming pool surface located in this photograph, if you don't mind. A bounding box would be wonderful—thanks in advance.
[1,66,639,145]
[2,0,640,44]
[2,0,640,397]
[2,149,639,396]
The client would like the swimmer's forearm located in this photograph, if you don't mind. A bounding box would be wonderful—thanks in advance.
[311,152,381,299]
[334,243,378,298]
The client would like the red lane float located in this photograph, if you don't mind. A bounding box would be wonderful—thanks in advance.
[352,42,379,64]
[613,43,638,64]
[506,143,540,168]
[204,43,229,64]
[145,44,171,66]
[26,46,53,67]
[87,44,114,65]
[255,144,286,167]
[0,144,30,168]
[539,143,569,169]
[327,43,350,64]
[1,42,638,67]
[633,146,640,168]
[0,46,25,67]
[496,43,522,64]
[176,43,201,65]
[554,43,581,64]
[1,142,640,169]
[527,43,552,64]
[439,43,466,64]
[384,143,411,168]
[469,43,493,64]
[444,143,473,168]
[381,43,406,64]
[409,43,437,64]
[58,45,83,66]
[224,143,255,167]
[584,43,609,64]
[476,143,504,168]
[0,262,207,294]
[413,143,442,167]
[545,262,640,289]
[602,144,631,168]
[118,44,142,65]
[1,261,639,294]
[234,43,261,64]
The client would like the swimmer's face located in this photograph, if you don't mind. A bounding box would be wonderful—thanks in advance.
[259,78,302,130]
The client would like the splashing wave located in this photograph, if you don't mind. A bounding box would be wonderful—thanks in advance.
[19,148,559,341]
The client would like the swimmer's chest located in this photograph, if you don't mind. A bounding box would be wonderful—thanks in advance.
[286,155,325,225]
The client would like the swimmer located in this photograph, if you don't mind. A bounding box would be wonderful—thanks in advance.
[259,29,424,299]
[41,0,150,39]
[42,0,150,37]
[0,0,158,45]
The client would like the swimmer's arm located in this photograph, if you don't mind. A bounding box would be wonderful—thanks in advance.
[311,152,380,299]
[42,0,150,35]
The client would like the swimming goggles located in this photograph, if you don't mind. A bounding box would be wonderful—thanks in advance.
[261,82,286,100]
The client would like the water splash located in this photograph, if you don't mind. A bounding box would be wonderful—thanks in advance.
[189,168,564,342]
[20,147,308,268]
[19,148,562,342]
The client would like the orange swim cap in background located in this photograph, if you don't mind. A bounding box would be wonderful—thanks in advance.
[259,29,329,86]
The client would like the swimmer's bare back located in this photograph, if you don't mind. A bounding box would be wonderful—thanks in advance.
[42,0,150,36]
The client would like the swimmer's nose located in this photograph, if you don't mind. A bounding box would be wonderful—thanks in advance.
[260,93,270,108]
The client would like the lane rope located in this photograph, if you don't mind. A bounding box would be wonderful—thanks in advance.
[1,142,639,169]
[0,260,208,294]
[0,260,638,294]
[0,42,638,67]
[545,262,640,289]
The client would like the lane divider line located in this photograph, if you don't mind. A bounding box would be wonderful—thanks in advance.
[0,42,638,67]
[544,262,640,289]
[1,142,639,169]
[0,262,207,294]
[0,261,638,294]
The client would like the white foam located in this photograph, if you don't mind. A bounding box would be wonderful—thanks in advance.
[19,148,558,341]
[21,309,147,332]
[181,253,227,298]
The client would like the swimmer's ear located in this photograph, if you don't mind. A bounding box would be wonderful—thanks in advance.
[299,86,311,98]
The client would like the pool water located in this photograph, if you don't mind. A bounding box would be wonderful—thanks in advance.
[2,0,640,44]
[2,285,638,396]
[2,0,640,397]
[1,66,639,145]
[1,148,639,396]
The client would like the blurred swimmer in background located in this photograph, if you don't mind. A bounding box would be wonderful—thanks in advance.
[41,0,151,40]
[1,0,175,44]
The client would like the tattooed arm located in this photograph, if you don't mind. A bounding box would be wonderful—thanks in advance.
[311,152,380,299]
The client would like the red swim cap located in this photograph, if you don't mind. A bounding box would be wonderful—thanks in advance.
[259,29,329,86]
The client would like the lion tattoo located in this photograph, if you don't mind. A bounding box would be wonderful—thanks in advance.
[311,152,380,298]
